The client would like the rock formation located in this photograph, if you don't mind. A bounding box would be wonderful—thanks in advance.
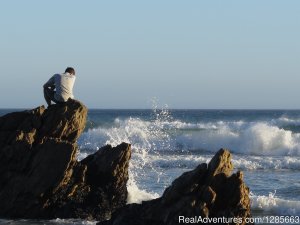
[0,99,251,224]
[98,149,251,225]
[0,99,131,220]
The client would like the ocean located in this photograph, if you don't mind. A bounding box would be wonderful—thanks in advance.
[1,108,300,224]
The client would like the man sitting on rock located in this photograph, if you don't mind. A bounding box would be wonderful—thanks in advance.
[43,67,76,106]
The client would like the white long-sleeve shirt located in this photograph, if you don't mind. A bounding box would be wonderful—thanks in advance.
[44,72,76,102]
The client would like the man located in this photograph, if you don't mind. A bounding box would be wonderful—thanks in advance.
[43,67,76,106]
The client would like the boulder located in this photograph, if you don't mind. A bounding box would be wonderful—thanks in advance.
[98,149,251,225]
[0,99,131,221]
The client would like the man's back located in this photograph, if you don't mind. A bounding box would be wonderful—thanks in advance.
[54,73,76,102]
[43,67,76,106]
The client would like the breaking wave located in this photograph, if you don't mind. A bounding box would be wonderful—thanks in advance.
[251,192,300,215]
[78,117,300,157]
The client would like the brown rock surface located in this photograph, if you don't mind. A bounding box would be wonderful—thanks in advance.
[0,99,131,221]
[98,149,251,225]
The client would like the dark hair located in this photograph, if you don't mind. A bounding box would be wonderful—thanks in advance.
[65,67,75,75]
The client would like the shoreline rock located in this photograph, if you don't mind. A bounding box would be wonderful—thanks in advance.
[98,149,251,225]
[0,99,131,220]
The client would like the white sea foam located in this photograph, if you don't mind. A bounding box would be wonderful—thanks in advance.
[174,122,300,156]
[79,117,171,152]
[274,116,300,126]
[79,116,300,157]
[233,155,300,170]
[251,192,300,215]
[51,219,97,224]
[145,154,300,171]
[127,177,159,204]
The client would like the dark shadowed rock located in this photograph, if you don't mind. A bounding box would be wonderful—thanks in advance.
[44,143,131,221]
[98,149,251,225]
[0,99,131,220]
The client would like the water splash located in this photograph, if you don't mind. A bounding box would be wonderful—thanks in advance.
[250,191,300,215]
[127,101,174,203]
[78,99,175,203]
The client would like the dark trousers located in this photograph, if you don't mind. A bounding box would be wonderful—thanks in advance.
[43,88,61,106]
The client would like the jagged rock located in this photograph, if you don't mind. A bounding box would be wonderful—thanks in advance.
[0,99,131,221]
[98,149,251,225]
[45,143,131,221]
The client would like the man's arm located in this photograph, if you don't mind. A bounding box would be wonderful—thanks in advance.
[43,75,55,90]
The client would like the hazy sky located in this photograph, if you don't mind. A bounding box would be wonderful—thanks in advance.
[0,1,299,109]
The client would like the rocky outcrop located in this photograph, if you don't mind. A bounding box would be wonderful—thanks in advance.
[0,99,251,223]
[99,149,251,225]
[0,99,131,220]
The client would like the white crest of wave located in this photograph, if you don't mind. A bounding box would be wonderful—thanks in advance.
[127,178,160,204]
[175,122,300,156]
[79,114,300,157]
[275,116,300,126]
[251,192,300,215]
[79,115,172,152]
[147,154,300,171]
[242,123,296,155]
[233,155,300,170]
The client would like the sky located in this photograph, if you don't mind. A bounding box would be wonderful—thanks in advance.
[0,0,299,109]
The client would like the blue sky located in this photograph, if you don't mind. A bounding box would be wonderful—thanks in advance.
[0,1,299,109]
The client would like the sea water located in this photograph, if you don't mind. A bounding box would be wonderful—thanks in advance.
[1,108,300,224]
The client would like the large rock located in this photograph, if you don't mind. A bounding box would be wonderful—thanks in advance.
[0,99,131,220]
[99,149,251,225]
